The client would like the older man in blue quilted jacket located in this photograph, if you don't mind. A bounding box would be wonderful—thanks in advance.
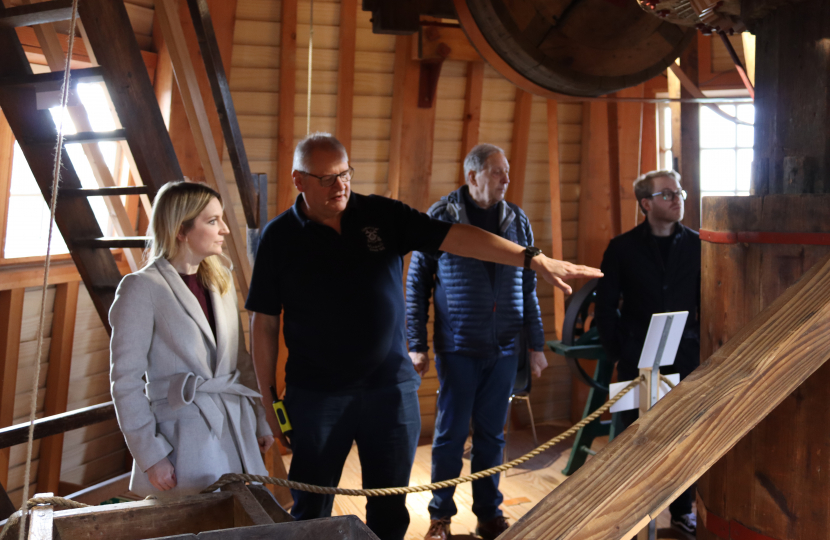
[406,144,548,540]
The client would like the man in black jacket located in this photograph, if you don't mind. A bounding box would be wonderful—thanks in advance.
[595,169,700,535]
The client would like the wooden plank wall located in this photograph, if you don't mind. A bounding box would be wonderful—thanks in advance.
[60,285,127,488]
[5,287,55,507]
[351,3,396,196]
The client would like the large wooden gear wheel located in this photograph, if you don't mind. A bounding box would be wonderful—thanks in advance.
[453,0,696,97]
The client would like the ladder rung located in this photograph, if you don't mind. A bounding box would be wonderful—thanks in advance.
[63,129,127,144]
[25,130,128,146]
[74,237,150,249]
[0,0,75,28]
[59,186,150,197]
[0,67,104,91]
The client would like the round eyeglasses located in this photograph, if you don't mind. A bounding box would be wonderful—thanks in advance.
[649,189,687,202]
[300,167,354,187]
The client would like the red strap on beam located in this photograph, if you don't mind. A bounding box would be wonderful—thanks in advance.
[700,229,830,246]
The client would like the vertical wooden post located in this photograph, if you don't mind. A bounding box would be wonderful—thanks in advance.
[36,282,79,495]
[335,0,357,156]
[387,35,409,201]
[276,0,297,214]
[396,36,436,211]
[546,100,565,340]
[577,102,615,271]
[606,99,622,238]
[0,288,24,487]
[616,85,646,233]
[679,34,700,231]
[458,61,483,187]
[506,88,532,206]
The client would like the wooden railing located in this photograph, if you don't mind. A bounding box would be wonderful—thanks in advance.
[502,252,830,540]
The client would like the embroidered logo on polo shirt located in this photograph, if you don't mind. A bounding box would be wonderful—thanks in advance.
[362,227,385,252]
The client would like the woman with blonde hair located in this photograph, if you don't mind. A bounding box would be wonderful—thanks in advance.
[109,180,273,497]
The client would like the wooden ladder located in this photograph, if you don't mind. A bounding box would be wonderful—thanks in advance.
[0,0,264,332]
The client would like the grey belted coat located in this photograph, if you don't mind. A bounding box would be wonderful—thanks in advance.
[109,258,270,497]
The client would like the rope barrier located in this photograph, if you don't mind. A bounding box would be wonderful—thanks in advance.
[660,374,676,389]
[15,2,80,540]
[201,377,644,496]
[0,377,640,538]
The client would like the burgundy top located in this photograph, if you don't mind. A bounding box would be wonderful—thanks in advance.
[179,273,217,339]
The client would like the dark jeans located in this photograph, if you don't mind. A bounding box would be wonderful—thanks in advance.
[614,360,697,519]
[284,377,421,540]
[428,352,518,521]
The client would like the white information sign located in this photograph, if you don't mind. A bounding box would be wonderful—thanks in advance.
[636,311,689,369]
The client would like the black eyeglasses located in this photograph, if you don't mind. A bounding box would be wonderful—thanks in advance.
[649,189,687,202]
[300,167,354,187]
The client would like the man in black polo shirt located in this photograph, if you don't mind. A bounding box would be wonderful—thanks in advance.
[594,169,700,535]
[246,133,602,540]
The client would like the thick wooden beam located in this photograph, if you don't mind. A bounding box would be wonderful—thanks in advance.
[26,12,144,271]
[335,0,357,155]
[276,0,297,215]
[0,288,24,488]
[36,282,79,495]
[577,102,615,270]
[505,88,532,206]
[546,100,564,340]
[458,61,483,187]
[386,35,408,200]
[397,36,437,212]
[501,249,830,540]
[155,0,252,294]
[679,34,701,230]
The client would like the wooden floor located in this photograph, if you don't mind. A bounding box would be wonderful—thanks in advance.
[283,422,691,540]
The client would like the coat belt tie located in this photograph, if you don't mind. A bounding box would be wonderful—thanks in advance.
[148,371,261,437]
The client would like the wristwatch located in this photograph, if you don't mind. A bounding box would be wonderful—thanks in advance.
[524,246,542,270]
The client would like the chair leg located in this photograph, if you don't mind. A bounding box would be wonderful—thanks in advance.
[523,396,538,446]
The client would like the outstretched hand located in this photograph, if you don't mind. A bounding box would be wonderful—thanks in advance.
[531,255,603,294]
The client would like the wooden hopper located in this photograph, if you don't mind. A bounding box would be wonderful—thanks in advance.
[1,482,379,540]
[453,0,695,97]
